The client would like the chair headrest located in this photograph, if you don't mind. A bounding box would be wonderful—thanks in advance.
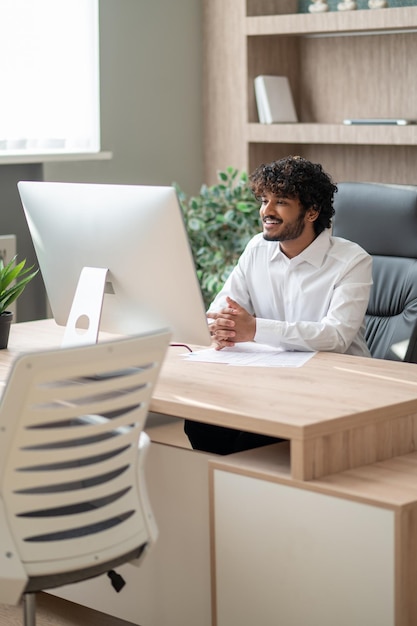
[333,182,417,258]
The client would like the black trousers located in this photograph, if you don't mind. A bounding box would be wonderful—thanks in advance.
[184,419,284,455]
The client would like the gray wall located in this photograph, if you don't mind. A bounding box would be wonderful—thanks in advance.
[45,0,204,192]
[0,164,46,321]
[0,0,203,322]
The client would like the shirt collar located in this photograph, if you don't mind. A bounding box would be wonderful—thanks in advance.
[271,229,331,268]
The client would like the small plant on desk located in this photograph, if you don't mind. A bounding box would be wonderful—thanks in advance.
[0,255,39,348]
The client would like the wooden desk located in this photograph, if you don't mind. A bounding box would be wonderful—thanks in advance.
[4,320,417,626]
[7,318,417,480]
[153,343,417,480]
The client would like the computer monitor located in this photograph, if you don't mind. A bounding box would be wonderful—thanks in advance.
[18,181,211,347]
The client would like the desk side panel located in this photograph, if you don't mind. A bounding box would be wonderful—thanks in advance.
[291,410,417,480]
[212,469,395,626]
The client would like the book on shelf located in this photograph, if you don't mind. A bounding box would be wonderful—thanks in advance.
[254,75,298,124]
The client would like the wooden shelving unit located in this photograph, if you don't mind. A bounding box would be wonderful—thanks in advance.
[203,1,417,185]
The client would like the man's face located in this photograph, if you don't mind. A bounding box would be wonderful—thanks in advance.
[259,191,307,242]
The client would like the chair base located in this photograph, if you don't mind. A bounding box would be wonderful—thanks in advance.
[23,544,146,594]
[21,544,146,626]
[23,593,36,626]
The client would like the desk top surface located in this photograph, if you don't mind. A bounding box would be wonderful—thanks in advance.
[3,319,417,442]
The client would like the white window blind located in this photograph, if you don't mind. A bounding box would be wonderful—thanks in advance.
[0,0,100,156]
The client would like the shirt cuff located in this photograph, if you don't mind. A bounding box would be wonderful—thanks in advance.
[254,318,283,348]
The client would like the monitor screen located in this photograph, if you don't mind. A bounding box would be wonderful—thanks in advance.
[18,181,211,347]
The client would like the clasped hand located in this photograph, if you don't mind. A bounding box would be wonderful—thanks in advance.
[207,297,256,350]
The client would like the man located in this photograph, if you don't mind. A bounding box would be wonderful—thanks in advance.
[185,156,372,454]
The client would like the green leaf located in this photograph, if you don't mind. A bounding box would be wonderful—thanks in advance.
[236,201,258,213]
[0,255,39,315]
[188,217,203,231]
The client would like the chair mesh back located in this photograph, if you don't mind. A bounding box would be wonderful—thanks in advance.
[0,331,169,578]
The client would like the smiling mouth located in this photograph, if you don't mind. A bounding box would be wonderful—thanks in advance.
[263,217,282,225]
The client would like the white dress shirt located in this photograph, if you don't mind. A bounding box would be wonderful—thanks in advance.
[208,229,373,356]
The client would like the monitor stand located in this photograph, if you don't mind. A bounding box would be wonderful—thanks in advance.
[61,267,109,348]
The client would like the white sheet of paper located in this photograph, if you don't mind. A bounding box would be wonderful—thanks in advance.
[184,342,316,368]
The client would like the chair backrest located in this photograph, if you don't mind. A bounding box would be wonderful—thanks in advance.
[332,181,417,362]
[0,329,170,604]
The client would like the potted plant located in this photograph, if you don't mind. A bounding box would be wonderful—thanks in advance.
[0,255,39,349]
[174,167,261,309]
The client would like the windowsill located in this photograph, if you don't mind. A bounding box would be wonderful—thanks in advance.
[0,151,113,165]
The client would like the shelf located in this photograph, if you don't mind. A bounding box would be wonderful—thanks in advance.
[247,123,417,146]
[0,151,113,166]
[245,6,417,36]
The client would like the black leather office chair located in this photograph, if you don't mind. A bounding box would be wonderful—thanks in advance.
[333,181,417,363]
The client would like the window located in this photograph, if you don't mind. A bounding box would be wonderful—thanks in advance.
[0,0,100,156]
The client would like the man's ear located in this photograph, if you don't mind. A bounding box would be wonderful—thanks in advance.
[307,206,320,222]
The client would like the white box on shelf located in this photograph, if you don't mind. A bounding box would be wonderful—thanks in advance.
[254,75,298,124]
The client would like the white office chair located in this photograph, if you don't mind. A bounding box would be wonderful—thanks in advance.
[0,329,170,626]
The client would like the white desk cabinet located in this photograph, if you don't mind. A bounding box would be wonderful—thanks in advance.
[212,469,394,626]
[210,444,417,626]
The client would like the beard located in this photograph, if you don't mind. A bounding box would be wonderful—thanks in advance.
[262,211,306,242]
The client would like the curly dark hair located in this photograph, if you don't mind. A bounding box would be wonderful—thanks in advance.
[249,156,337,235]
